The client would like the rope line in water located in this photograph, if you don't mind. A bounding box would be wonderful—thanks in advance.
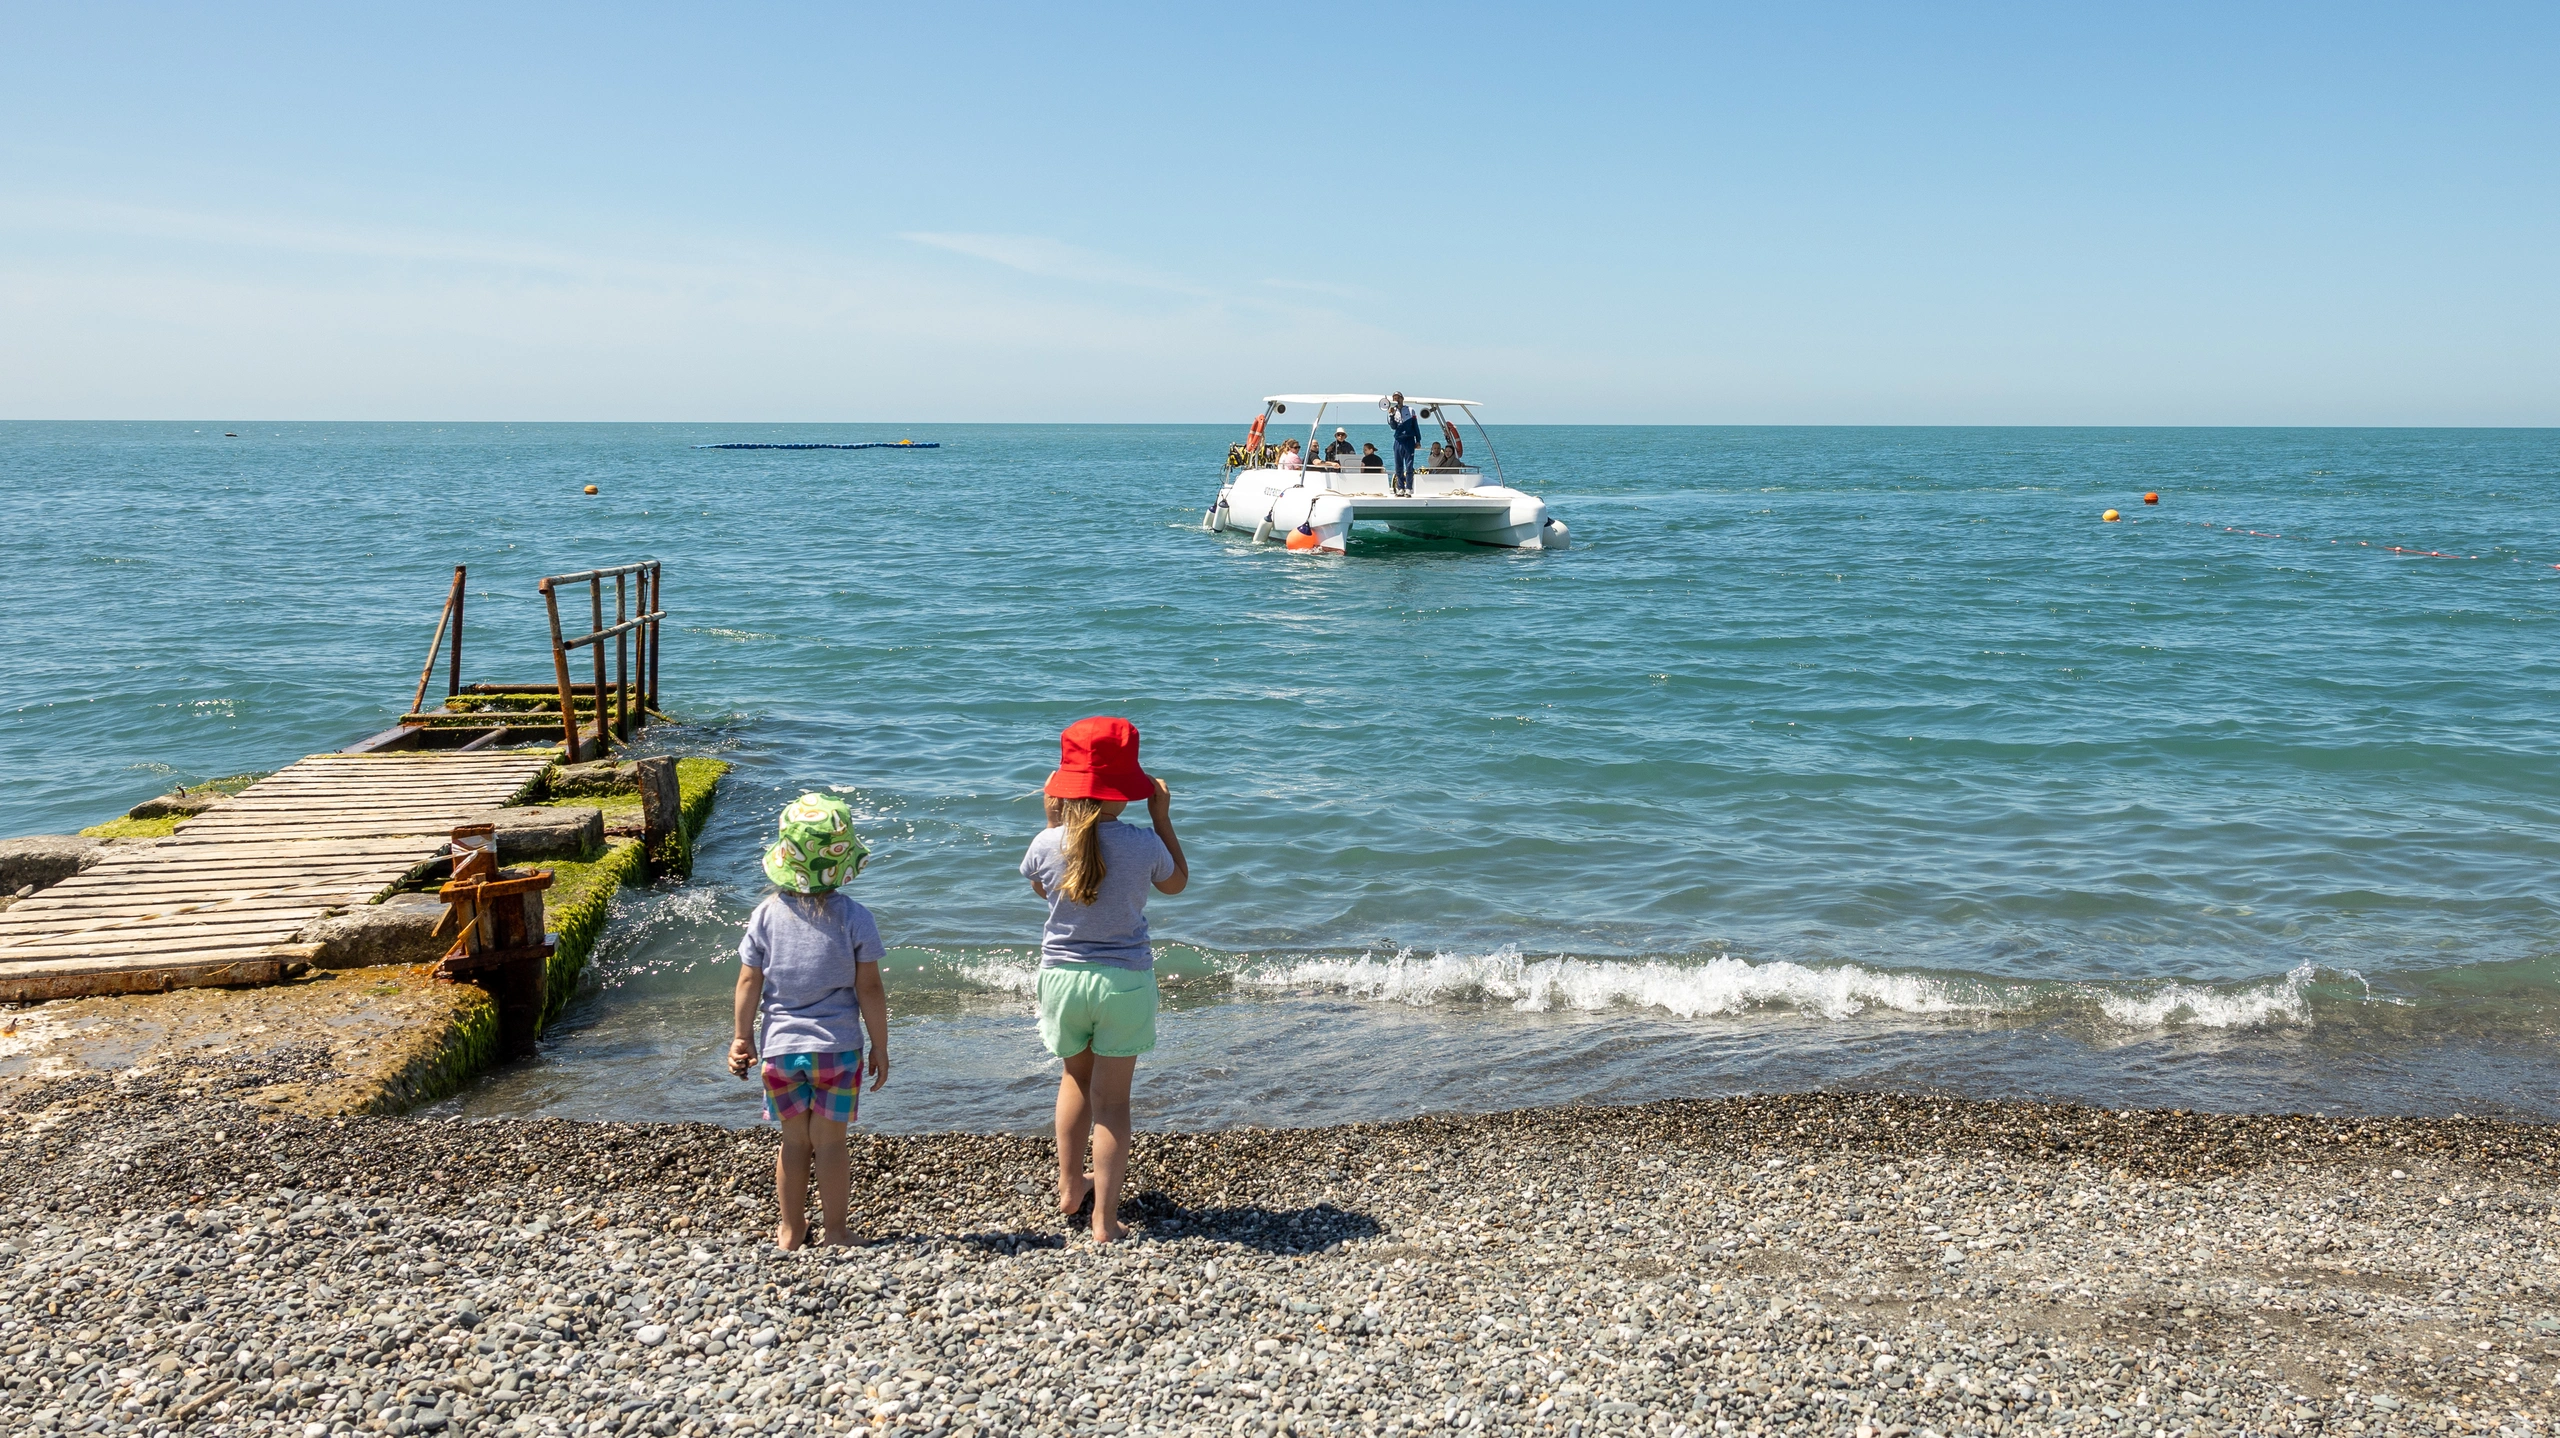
[2185,521,2556,566]
[693,442,940,451]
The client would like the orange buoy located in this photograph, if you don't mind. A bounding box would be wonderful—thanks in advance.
[1284,527,1322,551]
[583,485,599,495]
[2102,509,2120,522]
[2143,492,2160,504]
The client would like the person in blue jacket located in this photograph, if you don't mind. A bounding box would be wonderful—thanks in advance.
[1386,391,1422,495]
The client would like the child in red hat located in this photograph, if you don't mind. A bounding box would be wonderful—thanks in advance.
[1020,716,1190,1243]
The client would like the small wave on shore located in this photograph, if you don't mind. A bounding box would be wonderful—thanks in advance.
[920,943,2440,1034]
[1248,946,1998,1020]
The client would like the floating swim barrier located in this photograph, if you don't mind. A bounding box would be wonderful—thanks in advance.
[693,441,940,450]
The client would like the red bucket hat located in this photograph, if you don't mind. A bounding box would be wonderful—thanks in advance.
[1044,716,1153,803]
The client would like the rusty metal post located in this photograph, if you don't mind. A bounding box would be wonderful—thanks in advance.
[433,822,555,1062]
[589,575,609,759]
[614,569,630,742]
[408,567,464,719]
[647,562,663,714]
[449,567,466,698]
[635,564,653,728]
[540,579,580,760]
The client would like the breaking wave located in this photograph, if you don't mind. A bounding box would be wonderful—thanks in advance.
[1245,946,2004,1021]
[932,946,2385,1032]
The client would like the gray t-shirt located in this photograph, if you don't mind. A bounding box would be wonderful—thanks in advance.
[1019,821,1177,970]
[738,891,882,1057]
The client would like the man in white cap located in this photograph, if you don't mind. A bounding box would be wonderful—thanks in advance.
[1324,427,1357,466]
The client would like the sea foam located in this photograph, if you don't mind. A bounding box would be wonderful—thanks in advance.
[1242,947,2328,1030]
[1245,946,2002,1020]
[941,946,2335,1031]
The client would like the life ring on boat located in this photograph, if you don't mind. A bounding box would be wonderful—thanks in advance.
[1246,413,1267,451]
[1440,419,1463,461]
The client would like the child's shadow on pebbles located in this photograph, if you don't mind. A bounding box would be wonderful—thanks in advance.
[937,1194,1383,1256]
[1129,1192,1382,1253]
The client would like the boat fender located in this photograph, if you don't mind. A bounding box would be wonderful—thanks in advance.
[1285,521,1322,551]
[1252,517,1274,543]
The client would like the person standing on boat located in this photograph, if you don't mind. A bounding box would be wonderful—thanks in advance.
[1385,392,1422,495]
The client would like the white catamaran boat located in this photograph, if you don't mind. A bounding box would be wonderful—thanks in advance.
[1203,394,1568,553]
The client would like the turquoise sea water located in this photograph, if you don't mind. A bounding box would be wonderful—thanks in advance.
[5,422,2557,1128]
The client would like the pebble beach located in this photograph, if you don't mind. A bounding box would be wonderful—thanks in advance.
[6,1069,2553,1438]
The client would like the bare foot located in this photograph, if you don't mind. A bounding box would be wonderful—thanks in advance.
[817,1228,854,1249]
[1059,1174,1093,1218]
[1092,1215,1128,1244]
[774,1220,807,1251]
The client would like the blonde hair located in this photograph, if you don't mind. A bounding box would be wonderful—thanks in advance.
[1058,798,1108,906]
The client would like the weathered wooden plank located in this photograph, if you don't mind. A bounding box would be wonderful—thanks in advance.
[31,874,407,899]
[0,903,335,936]
[0,956,289,1003]
[47,856,414,877]
[11,870,402,897]
[0,925,328,961]
[0,897,364,927]
[168,823,479,838]
[0,902,357,932]
[216,772,550,782]
[200,788,533,802]
[188,798,524,813]
[175,821,489,835]
[45,854,415,876]
[116,836,445,852]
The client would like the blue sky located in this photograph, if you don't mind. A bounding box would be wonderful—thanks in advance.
[4,3,2555,423]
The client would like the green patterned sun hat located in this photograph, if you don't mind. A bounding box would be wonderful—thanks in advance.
[762,793,869,893]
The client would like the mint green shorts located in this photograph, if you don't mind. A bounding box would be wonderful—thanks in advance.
[1037,962,1158,1058]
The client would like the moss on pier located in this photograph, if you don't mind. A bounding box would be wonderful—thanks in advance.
[0,966,497,1120]
[539,839,647,1026]
[78,815,181,839]
[527,758,727,1016]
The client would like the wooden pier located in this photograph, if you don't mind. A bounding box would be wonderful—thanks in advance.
[0,751,551,1002]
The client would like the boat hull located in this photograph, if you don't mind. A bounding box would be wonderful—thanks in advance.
[1205,471,1568,552]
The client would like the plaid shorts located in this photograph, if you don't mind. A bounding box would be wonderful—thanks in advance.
[761,1050,860,1124]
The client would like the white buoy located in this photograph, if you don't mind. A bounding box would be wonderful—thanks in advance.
[1252,518,1274,543]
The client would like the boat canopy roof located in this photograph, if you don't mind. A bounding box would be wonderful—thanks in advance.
[1263,394,1481,409]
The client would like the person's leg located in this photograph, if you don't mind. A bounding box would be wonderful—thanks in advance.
[1084,1055,1138,1243]
[1055,1047,1096,1214]
[810,1117,851,1245]
[774,1110,812,1249]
